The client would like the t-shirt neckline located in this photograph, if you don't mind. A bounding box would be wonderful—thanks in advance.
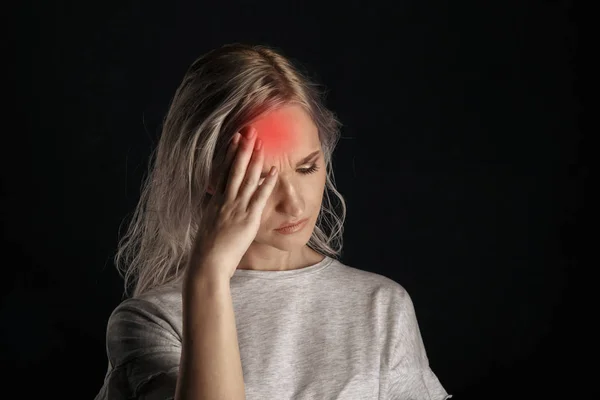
[232,255,334,280]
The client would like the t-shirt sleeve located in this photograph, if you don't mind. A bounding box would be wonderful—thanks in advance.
[386,289,452,400]
[96,297,182,400]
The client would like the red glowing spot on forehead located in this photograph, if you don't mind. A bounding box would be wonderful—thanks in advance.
[248,107,303,158]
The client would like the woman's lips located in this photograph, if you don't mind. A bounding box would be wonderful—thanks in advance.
[275,218,308,234]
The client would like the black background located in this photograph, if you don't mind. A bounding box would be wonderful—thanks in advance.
[2,1,584,399]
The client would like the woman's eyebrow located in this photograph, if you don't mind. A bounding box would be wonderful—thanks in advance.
[295,149,320,167]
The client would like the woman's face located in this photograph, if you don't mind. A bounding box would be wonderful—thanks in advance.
[245,104,326,251]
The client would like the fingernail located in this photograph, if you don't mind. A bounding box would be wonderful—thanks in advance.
[233,133,241,144]
[247,128,256,139]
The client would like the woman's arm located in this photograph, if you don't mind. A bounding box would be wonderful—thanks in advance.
[175,268,246,400]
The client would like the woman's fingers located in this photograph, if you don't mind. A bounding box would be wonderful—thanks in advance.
[225,128,257,201]
[248,166,278,214]
[238,137,265,204]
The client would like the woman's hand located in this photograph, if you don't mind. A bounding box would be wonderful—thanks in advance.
[188,127,278,281]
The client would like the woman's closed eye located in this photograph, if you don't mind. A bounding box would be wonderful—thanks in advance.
[260,163,320,180]
[299,163,319,175]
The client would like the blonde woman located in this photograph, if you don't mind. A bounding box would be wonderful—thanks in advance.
[94,43,451,400]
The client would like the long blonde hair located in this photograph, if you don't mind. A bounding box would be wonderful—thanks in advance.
[115,43,347,298]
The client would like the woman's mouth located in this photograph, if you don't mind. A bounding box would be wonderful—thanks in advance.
[275,218,308,234]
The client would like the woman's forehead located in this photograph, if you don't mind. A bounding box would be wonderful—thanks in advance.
[247,106,319,157]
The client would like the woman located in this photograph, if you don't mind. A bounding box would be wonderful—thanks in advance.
[94,43,451,400]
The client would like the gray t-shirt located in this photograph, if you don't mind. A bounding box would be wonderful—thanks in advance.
[94,256,451,399]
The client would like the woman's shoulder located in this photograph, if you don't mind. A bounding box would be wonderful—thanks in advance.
[333,258,412,299]
[108,281,184,330]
